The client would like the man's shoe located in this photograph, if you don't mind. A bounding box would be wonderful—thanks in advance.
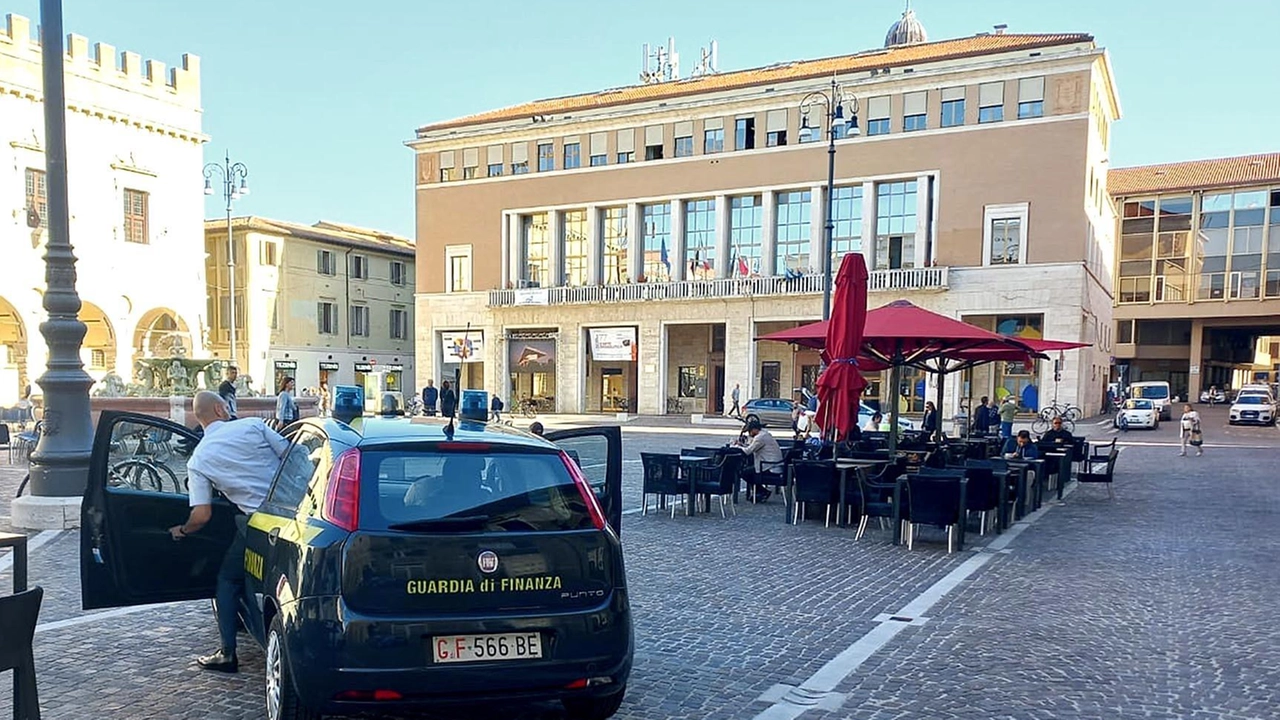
[196,649,238,673]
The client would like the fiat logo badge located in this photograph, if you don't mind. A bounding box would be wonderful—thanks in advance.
[477,550,499,574]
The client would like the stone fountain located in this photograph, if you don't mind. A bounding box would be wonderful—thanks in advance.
[92,337,223,397]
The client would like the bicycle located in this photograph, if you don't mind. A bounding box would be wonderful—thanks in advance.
[1038,401,1082,423]
[109,457,183,493]
[518,397,539,419]
[1031,413,1075,435]
[665,396,685,414]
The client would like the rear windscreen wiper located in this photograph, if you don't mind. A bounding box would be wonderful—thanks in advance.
[387,515,490,531]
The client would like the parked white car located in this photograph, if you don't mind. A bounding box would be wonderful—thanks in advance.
[1229,393,1277,426]
[1114,398,1159,430]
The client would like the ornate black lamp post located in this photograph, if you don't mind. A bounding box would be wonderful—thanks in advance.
[799,78,860,321]
[25,0,95,501]
[203,154,249,368]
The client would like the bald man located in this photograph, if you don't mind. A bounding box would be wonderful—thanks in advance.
[169,391,289,672]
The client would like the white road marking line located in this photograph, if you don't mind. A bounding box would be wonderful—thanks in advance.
[0,529,64,577]
[36,602,187,634]
[751,482,1075,719]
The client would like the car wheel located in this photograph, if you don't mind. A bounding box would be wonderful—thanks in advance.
[745,414,760,426]
[563,687,626,720]
[266,615,319,720]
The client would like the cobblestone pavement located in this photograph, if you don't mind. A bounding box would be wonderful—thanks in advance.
[2,417,1278,719]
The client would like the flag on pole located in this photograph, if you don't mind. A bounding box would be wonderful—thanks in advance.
[737,256,750,277]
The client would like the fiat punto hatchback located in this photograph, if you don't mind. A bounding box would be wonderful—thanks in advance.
[81,410,631,720]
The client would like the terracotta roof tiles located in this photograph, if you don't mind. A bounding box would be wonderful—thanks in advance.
[417,33,1094,134]
[1108,153,1280,196]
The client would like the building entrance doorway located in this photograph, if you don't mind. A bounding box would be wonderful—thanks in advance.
[711,365,725,414]
[601,370,628,412]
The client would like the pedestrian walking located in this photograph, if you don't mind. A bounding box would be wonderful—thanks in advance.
[440,380,457,419]
[275,376,298,424]
[922,401,938,435]
[318,381,330,417]
[490,393,505,423]
[422,379,438,416]
[998,396,1018,438]
[1179,403,1203,457]
[217,365,239,418]
[729,383,742,418]
[169,391,289,672]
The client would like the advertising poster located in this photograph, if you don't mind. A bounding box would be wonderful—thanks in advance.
[589,327,638,362]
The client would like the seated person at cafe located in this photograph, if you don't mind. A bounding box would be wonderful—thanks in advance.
[1003,429,1040,460]
[735,419,785,502]
[863,411,883,432]
[1039,417,1074,445]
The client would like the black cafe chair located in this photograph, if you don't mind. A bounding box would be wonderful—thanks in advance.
[855,458,908,542]
[0,586,44,720]
[904,470,968,553]
[691,452,746,518]
[639,453,685,518]
[791,460,839,527]
[960,460,1001,535]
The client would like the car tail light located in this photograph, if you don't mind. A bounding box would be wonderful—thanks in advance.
[323,448,361,532]
[334,689,403,701]
[561,452,607,531]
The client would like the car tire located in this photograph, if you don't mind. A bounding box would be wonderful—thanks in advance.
[266,614,319,720]
[563,687,626,720]
[745,414,761,426]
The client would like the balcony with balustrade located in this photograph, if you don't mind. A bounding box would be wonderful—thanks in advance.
[488,266,949,307]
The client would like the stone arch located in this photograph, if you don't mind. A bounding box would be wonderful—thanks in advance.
[0,296,27,405]
[80,301,117,377]
[133,307,193,360]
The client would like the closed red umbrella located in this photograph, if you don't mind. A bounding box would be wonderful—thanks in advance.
[816,254,869,441]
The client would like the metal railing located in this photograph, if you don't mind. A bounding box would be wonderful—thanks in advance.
[489,267,948,307]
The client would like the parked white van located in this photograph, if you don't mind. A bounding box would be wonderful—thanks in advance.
[1129,380,1173,420]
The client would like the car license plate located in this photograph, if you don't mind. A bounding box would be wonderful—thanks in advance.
[1244,411,1257,418]
[432,632,543,664]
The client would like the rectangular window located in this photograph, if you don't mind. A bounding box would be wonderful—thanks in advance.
[537,142,554,172]
[867,119,890,135]
[775,190,812,274]
[678,366,705,399]
[766,130,787,147]
[439,168,454,182]
[995,315,1043,407]
[704,127,724,153]
[875,181,918,270]
[735,117,755,150]
[350,254,368,279]
[729,195,762,277]
[350,305,370,337]
[941,87,965,127]
[462,166,477,180]
[684,199,717,280]
[561,209,589,286]
[644,125,664,160]
[644,144,664,161]
[1017,76,1045,119]
[616,152,634,164]
[447,245,472,293]
[589,154,607,167]
[317,249,336,275]
[1229,190,1266,300]
[641,203,671,282]
[674,135,694,157]
[1197,193,1231,300]
[602,206,629,285]
[563,142,581,169]
[1117,319,1134,344]
[867,96,890,136]
[520,213,550,287]
[989,218,1023,264]
[24,168,47,228]
[830,186,863,268]
[90,349,106,368]
[979,81,1005,124]
[487,163,503,177]
[259,241,278,266]
[903,91,927,132]
[123,188,149,244]
[511,161,529,175]
[1266,191,1280,298]
[390,307,407,340]
[317,301,338,335]
[390,260,406,286]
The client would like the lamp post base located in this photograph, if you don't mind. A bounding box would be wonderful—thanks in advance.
[12,494,81,530]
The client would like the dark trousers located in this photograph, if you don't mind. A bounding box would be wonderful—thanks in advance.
[215,515,248,655]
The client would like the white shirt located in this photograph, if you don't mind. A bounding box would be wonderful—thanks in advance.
[187,418,290,513]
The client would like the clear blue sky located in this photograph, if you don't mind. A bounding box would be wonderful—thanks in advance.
[8,0,1279,237]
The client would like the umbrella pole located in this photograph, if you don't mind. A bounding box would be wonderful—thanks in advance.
[936,369,946,444]
[888,361,901,453]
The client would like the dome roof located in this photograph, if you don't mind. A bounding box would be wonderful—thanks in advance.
[885,7,928,48]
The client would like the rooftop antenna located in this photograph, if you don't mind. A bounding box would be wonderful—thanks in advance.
[640,37,681,84]
[691,39,719,77]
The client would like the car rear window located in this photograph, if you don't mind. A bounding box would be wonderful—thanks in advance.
[358,448,595,532]
[1132,386,1168,399]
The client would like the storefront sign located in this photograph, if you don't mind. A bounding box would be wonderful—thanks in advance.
[589,327,637,362]
[442,331,484,364]
[273,360,298,370]
[318,361,340,371]
[382,364,404,372]
[354,362,374,373]
[509,339,556,370]
[513,288,550,306]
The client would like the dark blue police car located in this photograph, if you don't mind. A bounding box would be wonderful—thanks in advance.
[81,393,631,720]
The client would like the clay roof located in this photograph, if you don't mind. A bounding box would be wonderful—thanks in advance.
[204,217,415,256]
[1108,153,1280,196]
[417,32,1094,135]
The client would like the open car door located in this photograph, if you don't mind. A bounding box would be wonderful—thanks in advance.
[81,411,240,610]
[545,425,623,534]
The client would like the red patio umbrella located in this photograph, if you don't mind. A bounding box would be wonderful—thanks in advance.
[816,254,869,441]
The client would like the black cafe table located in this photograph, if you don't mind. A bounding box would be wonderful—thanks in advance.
[833,459,887,527]
[0,532,28,593]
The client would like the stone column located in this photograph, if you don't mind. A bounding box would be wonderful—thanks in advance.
[810,183,826,277]
[627,202,643,282]
[761,190,777,276]
[913,174,930,269]
[724,314,756,411]
[500,212,511,289]
[669,199,685,282]
[715,194,730,278]
[547,210,563,287]
[637,320,663,415]
[1188,318,1205,402]
[586,205,602,285]
[861,181,877,269]
[507,214,523,287]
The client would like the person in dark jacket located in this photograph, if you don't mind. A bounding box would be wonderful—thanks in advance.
[439,380,457,418]
[422,379,439,416]
[922,401,938,435]
[972,395,991,435]
[1002,430,1040,459]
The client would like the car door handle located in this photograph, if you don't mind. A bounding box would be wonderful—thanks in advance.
[267,527,280,546]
